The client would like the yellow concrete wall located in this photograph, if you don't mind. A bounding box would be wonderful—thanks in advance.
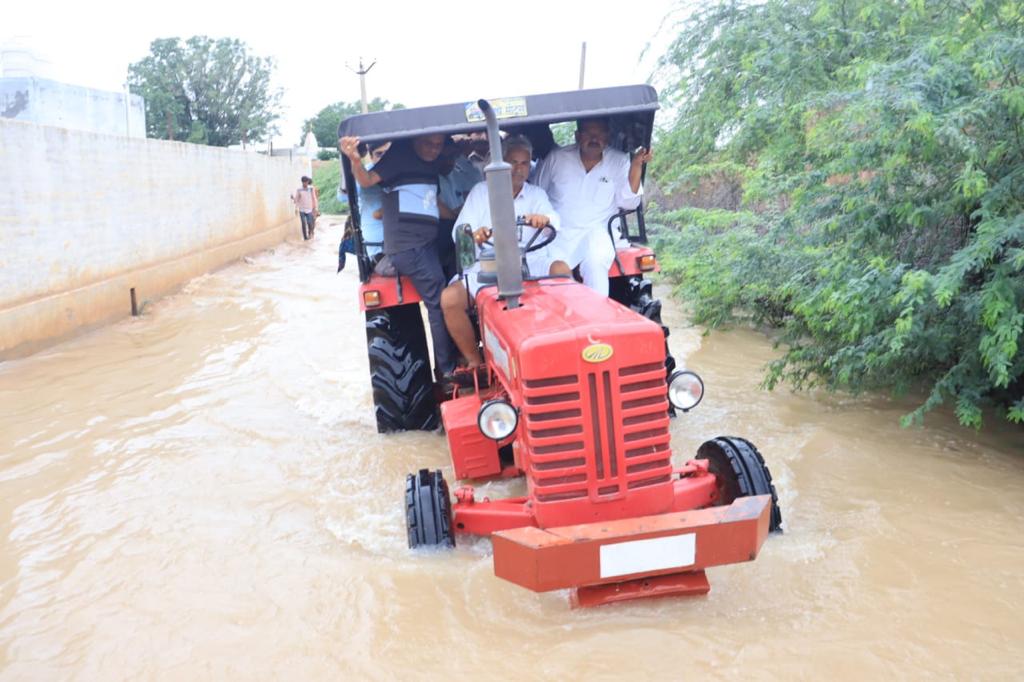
[0,118,307,359]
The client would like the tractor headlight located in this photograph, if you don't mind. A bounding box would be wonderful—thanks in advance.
[668,370,704,412]
[477,399,519,440]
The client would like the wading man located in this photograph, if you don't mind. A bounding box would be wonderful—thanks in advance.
[291,176,319,240]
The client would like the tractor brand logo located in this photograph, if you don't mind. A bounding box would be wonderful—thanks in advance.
[582,343,614,363]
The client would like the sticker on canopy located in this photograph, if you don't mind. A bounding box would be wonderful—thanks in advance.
[465,97,528,123]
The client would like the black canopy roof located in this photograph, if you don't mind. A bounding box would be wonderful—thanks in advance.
[337,84,658,143]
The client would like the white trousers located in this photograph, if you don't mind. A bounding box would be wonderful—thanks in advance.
[550,227,616,296]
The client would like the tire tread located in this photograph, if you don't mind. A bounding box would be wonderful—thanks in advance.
[366,305,439,433]
[697,436,783,532]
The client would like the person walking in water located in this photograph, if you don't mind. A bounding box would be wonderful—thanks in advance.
[292,176,319,240]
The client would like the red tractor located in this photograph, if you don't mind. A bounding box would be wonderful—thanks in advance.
[339,87,781,608]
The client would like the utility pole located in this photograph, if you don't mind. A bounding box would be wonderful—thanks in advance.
[123,72,131,137]
[578,42,586,89]
[347,57,377,113]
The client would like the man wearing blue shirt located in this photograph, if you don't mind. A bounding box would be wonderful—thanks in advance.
[356,141,390,258]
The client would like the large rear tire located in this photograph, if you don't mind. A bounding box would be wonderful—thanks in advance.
[405,469,455,548]
[696,436,783,533]
[366,304,439,433]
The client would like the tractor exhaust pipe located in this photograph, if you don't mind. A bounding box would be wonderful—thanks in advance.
[478,99,522,309]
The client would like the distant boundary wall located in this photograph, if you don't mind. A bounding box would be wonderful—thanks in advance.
[0,118,307,359]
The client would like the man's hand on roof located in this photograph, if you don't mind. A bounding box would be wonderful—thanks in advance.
[631,147,653,166]
[340,136,362,162]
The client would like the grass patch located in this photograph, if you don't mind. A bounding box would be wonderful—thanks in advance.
[312,160,348,215]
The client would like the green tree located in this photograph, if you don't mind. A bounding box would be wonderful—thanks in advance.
[302,98,404,147]
[652,0,1024,428]
[129,36,282,146]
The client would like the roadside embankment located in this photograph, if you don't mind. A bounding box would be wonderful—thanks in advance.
[0,118,307,359]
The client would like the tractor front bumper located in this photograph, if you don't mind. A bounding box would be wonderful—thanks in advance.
[491,494,772,607]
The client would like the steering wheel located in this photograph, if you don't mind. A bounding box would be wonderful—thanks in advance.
[477,216,557,253]
[521,218,556,253]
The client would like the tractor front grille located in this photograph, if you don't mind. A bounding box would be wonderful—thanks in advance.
[524,374,586,502]
[522,361,672,503]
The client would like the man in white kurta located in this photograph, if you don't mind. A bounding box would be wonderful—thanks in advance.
[533,118,651,296]
[440,135,568,368]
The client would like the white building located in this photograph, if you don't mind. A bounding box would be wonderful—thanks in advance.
[1,41,145,138]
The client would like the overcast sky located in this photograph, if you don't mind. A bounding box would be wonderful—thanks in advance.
[3,0,684,146]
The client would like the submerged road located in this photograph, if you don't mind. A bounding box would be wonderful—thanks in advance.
[1,220,1022,679]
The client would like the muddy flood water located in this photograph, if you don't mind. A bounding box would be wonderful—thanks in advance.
[1,221,1023,680]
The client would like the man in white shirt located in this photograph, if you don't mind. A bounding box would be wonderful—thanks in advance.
[533,118,653,296]
[291,175,319,240]
[440,135,569,368]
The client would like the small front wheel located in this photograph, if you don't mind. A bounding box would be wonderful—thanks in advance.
[405,469,455,549]
[697,436,783,533]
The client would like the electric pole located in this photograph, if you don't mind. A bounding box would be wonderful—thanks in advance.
[578,42,586,89]
[123,69,131,137]
[347,57,377,113]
